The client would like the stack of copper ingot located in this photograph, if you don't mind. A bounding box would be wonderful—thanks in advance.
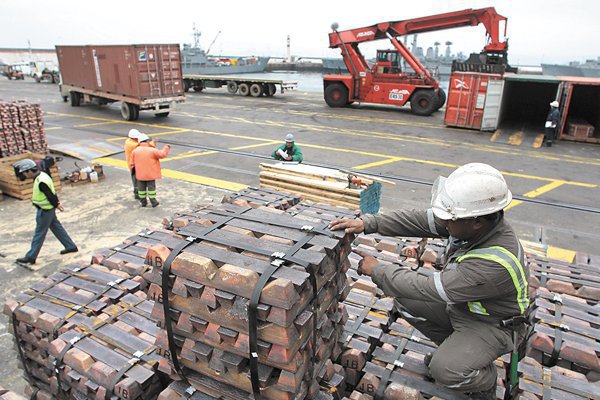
[222,187,303,210]
[144,202,353,399]
[0,100,47,158]
[3,263,164,399]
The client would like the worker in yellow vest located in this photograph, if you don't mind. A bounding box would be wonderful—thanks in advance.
[13,159,78,266]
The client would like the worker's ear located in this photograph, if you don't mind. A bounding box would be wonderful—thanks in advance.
[472,217,486,230]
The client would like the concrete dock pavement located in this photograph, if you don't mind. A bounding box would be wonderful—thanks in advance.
[0,156,229,392]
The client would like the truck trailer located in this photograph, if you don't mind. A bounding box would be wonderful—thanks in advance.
[56,44,185,121]
[183,74,297,97]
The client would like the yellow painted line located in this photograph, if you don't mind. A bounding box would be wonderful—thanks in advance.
[93,157,247,191]
[163,150,218,162]
[87,145,112,155]
[230,141,280,151]
[507,130,524,146]
[44,126,63,131]
[546,246,576,263]
[505,181,566,211]
[75,121,117,128]
[352,157,402,170]
[105,129,190,142]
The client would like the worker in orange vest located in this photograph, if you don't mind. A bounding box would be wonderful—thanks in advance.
[124,129,142,199]
[129,134,170,207]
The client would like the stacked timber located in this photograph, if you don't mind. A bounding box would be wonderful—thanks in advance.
[259,163,387,213]
[0,100,47,157]
[3,263,164,399]
[222,187,302,210]
[0,152,61,200]
[142,203,354,399]
[528,255,600,301]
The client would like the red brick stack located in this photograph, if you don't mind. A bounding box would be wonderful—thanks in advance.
[0,100,47,158]
[3,263,164,399]
[144,203,353,400]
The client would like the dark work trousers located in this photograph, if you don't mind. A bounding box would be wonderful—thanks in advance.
[25,208,77,261]
[395,298,512,393]
[544,127,556,144]
[137,180,157,200]
[131,170,138,195]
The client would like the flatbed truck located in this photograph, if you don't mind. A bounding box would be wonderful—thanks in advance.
[183,75,297,97]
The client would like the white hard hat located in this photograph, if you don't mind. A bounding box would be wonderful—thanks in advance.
[285,133,295,142]
[431,163,512,220]
[138,133,150,142]
[128,129,141,139]
[550,100,559,108]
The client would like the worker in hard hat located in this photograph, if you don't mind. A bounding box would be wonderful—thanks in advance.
[271,134,303,162]
[330,163,529,399]
[13,159,78,266]
[544,100,560,147]
[130,134,170,207]
[125,129,157,199]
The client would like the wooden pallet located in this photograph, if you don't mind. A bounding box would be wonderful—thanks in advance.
[0,152,61,200]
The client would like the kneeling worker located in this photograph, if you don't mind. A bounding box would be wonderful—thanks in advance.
[272,134,302,162]
[14,159,78,265]
[329,163,530,399]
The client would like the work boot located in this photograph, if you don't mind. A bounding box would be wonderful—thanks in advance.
[16,257,35,265]
[546,140,553,147]
[467,384,497,400]
[60,247,79,255]
[134,191,140,200]
[140,199,147,207]
[150,199,159,208]
[423,352,434,381]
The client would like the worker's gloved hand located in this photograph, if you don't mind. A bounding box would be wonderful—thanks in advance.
[353,250,378,276]
[329,218,364,234]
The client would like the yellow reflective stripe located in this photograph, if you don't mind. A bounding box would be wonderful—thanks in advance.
[467,301,490,315]
[488,245,530,309]
[458,252,527,315]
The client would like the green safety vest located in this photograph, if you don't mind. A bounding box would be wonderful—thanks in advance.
[32,172,56,210]
[457,246,529,316]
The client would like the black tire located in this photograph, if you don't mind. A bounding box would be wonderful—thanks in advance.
[324,83,349,107]
[226,81,238,94]
[62,96,68,102]
[69,91,81,107]
[250,83,263,97]
[193,82,204,92]
[183,79,191,92]
[239,83,250,96]
[155,112,170,118]
[265,83,276,97]
[410,90,438,116]
[120,102,139,121]
[435,88,446,110]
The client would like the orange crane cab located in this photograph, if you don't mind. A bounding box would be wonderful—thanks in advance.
[323,7,511,116]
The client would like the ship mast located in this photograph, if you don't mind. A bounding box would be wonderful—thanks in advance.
[192,24,201,49]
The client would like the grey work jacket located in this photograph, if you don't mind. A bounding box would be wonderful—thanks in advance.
[362,209,530,324]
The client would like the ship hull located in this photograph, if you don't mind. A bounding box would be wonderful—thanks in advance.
[182,57,270,75]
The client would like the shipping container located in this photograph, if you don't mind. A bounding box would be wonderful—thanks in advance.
[556,77,600,144]
[56,44,185,121]
[444,72,504,131]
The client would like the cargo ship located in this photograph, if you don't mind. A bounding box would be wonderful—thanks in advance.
[181,28,269,75]
[541,57,600,78]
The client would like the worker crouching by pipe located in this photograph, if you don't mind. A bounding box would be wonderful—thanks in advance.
[129,134,170,207]
[330,163,531,399]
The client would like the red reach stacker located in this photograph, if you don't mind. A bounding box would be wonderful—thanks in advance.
[324,7,511,116]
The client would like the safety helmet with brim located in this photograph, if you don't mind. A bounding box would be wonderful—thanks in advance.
[431,163,512,220]
[128,128,141,139]
[13,159,38,174]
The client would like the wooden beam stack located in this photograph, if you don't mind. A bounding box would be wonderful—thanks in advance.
[0,100,47,158]
[3,263,164,399]
[142,203,354,400]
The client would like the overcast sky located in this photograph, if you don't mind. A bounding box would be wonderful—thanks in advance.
[1,0,598,66]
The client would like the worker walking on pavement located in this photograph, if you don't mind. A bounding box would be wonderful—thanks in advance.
[14,159,78,266]
[124,128,142,199]
[130,134,170,207]
[544,100,560,147]
[271,134,303,162]
[330,163,530,399]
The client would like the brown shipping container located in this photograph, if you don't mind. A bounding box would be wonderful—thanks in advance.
[56,44,184,100]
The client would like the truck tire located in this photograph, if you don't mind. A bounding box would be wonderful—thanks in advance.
[324,83,349,107]
[239,83,250,96]
[435,88,446,110]
[62,96,68,102]
[120,102,139,121]
[410,90,437,116]
[194,81,204,92]
[250,83,263,97]
[155,112,170,118]
[183,79,191,92]
[265,83,276,97]
[226,81,238,94]
[69,91,81,107]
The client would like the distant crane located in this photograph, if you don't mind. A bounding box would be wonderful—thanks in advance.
[207,31,222,55]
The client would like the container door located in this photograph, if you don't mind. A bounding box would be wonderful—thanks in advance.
[444,72,474,128]
[481,78,505,131]
[156,45,183,96]
[135,46,163,98]
[557,82,572,139]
